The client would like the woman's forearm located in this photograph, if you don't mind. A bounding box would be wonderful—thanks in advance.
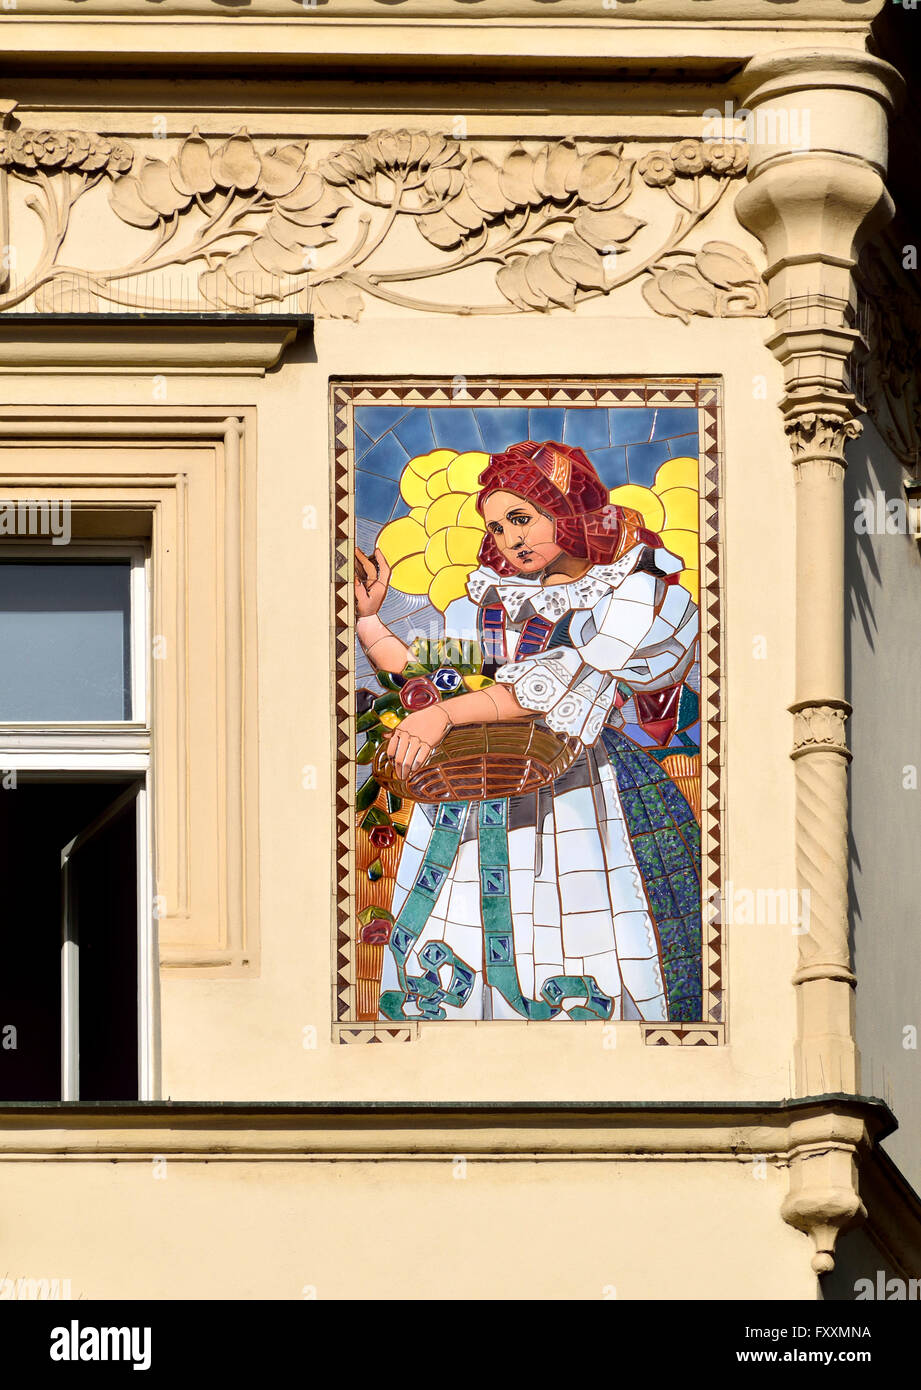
[444,682,536,727]
[356,615,411,674]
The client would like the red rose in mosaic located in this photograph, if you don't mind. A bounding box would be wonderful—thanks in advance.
[360,918,392,945]
[399,676,440,712]
[369,825,396,849]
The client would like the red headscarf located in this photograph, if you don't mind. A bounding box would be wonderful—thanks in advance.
[475,440,661,578]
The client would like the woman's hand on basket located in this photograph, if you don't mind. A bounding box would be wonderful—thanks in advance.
[355,546,390,619]
[386,705,452,779]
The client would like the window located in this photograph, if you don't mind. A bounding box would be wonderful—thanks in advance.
[0,543,155,1101]
[0,561,134,722]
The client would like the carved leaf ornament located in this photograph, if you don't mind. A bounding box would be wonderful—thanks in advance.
[0,125,764,320]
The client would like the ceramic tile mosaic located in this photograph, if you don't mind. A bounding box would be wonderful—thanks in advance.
[332,380,724,1045]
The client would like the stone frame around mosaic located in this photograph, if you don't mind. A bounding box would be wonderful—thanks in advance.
[330,377,724,1046]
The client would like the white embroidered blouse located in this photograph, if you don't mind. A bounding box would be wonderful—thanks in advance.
[445,542,698,747]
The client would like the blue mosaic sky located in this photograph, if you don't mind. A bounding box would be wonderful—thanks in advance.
[355,404,700,526]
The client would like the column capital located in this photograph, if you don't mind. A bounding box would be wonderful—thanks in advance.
[783,403,862,473]
[790,699,853,762]
[735,47,902,439]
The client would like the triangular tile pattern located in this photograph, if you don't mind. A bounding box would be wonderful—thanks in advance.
[644,386,723,1045]
[698,398,723,1027]
[547,387,595,405]
[336,1026,413,1045]
[333,389,356,1022]
[642,1025,720,1047]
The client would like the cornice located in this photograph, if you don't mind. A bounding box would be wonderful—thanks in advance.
[0,8,884,79]
[0,1094,894,1157]
[0,0,888,19]
[0,312,311,368]
[0,1092,907,1273]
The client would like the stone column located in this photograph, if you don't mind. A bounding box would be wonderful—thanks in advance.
[734,49,902,1272]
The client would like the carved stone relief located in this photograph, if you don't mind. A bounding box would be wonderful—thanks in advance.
[785,411,862,467]
[0,127,765,321]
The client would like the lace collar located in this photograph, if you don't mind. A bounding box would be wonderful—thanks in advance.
[466,545,653,622]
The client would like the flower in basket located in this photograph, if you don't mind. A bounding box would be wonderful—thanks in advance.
[359,918,392,945]
[368,825,396,849]
[400,676,440,711]
[432,666,463,694]
[355,636,493,816]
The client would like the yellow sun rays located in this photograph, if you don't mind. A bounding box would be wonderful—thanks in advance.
[608,455,700,605]
[376,450,489,613]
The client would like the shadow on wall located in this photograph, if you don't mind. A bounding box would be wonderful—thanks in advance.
[844,419,921,1192]
[821,1223,907,1302]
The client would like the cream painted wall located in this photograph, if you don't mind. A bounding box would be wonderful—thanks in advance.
[4,20,903,1294]
[0,1155,814,1300]
[0,305,799,1102]
[0,307,797,1103]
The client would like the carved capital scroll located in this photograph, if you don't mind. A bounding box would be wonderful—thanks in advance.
[785,410,862,473]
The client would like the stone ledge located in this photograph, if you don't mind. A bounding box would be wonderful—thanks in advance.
[0,314,311,371]
[0,0,887,19]
[0,1094,895,1159]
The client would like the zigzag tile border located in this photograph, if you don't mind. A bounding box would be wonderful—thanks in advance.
[642,1025,722,1047]
[337,1025,416,1045]
[331,378,725,1045]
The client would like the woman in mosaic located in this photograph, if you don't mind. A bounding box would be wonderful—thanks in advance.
[355,439,701,1023]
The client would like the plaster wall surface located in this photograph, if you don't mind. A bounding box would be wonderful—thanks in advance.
[846,419,921,1193]
[0,1154,815,1300]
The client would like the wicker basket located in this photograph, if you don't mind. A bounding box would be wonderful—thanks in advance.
[372,720,581,803]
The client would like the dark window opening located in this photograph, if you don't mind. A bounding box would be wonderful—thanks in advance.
[0,780,140,1101]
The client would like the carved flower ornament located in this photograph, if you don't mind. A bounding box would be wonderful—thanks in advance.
[0,126,764,321]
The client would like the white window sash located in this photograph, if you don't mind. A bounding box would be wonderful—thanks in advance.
[0,541,156,1099]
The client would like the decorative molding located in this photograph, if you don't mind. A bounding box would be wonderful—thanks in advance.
[0,126,133,178]
[0,1094,903,1278]
[0,411,260,975]
[0,1094,899,1277]
[0,127,762,322]
[790,700,852,761]
[0,0,889,18]
[0,1096,892,1163]
[782,1117,867,1276]
[784,410,862,470]
[0,313,310,370]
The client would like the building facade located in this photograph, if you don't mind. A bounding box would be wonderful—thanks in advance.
[0,0,919,1300]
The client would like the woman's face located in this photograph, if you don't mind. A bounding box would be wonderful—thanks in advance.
[481,490,563,575]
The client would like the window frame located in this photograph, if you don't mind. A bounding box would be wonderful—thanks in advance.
[0,539,156,1100]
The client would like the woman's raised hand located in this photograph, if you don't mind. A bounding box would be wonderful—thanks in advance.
[354,546,391,619]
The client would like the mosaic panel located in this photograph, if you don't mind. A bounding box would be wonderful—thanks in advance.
[332,381,724,1044]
